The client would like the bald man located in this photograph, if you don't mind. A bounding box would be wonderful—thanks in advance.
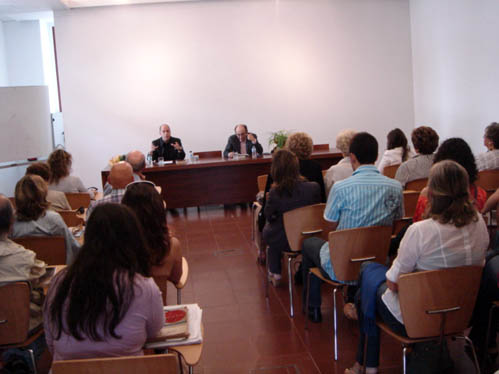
[86,161,134,219]
[223,124,263,158]
[150,124,185,162]
[103,150,146,196]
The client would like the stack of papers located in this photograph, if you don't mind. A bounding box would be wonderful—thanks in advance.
[145,303,203,349]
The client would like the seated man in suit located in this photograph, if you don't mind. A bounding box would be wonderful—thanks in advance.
[301,132,403,323]
[150,124,186,162]
[223,124,263,158]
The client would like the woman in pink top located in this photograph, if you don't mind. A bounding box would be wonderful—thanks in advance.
[43,204,164,361]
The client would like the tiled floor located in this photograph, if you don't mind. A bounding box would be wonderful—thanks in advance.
[163,205,490,374]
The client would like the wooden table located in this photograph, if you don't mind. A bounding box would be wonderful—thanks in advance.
[101,150,342,208]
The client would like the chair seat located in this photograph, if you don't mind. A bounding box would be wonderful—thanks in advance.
[309,267,344,287]
[376,319,458,345]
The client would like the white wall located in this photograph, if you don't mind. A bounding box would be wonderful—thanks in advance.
[3,20,45,86]
[54,0,415,189]
[410,0,499,155]
[0,23,8,86]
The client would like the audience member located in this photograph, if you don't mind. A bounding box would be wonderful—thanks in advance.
[223,124,263,158]
[0,194,46,332]
[377,128,413,174]
[150,124,186,161]
[86,161,134,219]
[122,181,182,296]
[47,149,94,199]
[324,129,356,196]
[413,138,486,222]
[301,132,403,323]
[262,149,321,286]
[103,150,146,196]
[345,160,489,374]
[476,122,499,171]
[394,126,439,187]
[10,175,80,264]
[43,204,163,361]
[26,162,72,211]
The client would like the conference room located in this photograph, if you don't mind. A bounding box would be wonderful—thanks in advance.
[1,0,498,373]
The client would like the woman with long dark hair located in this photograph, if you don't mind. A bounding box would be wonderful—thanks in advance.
[122,182,182,297]
[263,149,321,286]
[377,128,413,174]
[43,204,163,360]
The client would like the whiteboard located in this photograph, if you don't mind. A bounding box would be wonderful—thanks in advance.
[0,86,53,163]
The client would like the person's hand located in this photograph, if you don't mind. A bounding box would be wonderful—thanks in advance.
[172,142,182,151]
[247,133,257,143]
[151,143,158,152]
[386,279,398,293]
[228,152,234,158]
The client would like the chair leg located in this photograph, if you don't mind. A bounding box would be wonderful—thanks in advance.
[333,287,338,360]
[27,348,37,374]
[305,271,312,330]
[177,289,181,305]
[460,335,482,374]
[288,256,294,318]
[402,346,408,374]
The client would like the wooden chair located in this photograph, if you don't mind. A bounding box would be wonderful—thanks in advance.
[476,170,499,198]
[304,225,392,360]
[58,210,84,227]
[257,174,268,193]
[403,190,420,218]
[153,257,189,306]
[392,217,412,238]
[313,144,329,151]
[65,193,91,209]
[13,236,66,265]
[405,178,428,192]
[52,353,178,374]
[0,281,44,374]
[382,164,400,179]
[280,203,336,317]
[368,266,482,374]
[193,150,222,159]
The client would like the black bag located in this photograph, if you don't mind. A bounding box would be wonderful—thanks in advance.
[257,209,266,232]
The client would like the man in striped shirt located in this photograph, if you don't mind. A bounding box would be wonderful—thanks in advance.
[301,132,403,323]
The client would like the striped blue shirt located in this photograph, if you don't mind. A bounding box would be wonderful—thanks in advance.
[320,165,403,280]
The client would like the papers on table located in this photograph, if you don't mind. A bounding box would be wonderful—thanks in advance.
[145,303,203,349]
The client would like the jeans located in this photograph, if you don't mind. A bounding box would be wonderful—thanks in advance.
[301,237,332,308]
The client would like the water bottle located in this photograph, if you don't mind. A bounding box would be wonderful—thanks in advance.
[189,151,194,163]
[146,153,152,167]
[251,146,257,159]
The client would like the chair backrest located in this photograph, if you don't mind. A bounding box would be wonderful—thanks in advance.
[0,282,30,345]
[65,193,91,209]
[405,178,428,192]
[399,266,483,339]
[283,203,336,252]
[382,164,400,179]
[193,150,222,159]
[58,210,84,228]
[392,218,411,237]
[476,170,499,196]
[313,144,329,151]
[13,236,66,265]
[257,174,268,193]
[329,226,392,281]
[403,190,420,218]
[52,353,178,374]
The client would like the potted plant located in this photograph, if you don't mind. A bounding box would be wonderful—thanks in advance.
[268,130,289,152]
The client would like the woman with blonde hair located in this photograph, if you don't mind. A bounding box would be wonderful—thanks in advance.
[10,174,80,264]
[47,149,94,199]
[346,160,488,374]
[262,149,321,286]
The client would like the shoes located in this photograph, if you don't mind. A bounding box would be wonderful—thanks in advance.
[307,307,322,323]
[268,272,282,287]
[344,363,378,374]
[344,302,358,321]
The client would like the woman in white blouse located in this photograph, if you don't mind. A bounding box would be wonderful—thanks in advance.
[377,128,413,174]
[345,160,489,374]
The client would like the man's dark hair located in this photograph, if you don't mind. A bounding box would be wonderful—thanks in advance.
[485,122,499,149]
[349,132,378,164]
[0,196,14,236]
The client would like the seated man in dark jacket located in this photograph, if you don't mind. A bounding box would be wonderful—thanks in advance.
[223,124,263,158]
[150,124,185,161]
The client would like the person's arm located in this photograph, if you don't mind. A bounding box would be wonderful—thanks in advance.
[174,138,186,160]
[168,237,183,285]
[145,278,165,339]
[223,136,234,158]
[75,177,95,199]
[151,139,160,161]
[264,189,280,222]
[248,133,263,155]
[52,212,81,264]
[483,188,499,214]
[394,163,408,187]
[323,184,343,223]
